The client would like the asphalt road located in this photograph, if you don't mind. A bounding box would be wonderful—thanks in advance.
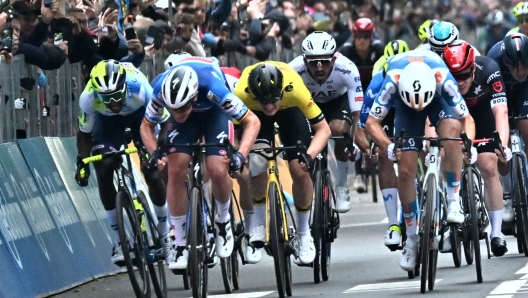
[51,187,528,298]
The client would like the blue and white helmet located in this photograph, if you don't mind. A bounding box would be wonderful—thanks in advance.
[428,21,459,54]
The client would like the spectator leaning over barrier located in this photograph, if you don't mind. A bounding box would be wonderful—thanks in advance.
[174,12,206,56]
[244,6,289,61]
[75,59,176,268]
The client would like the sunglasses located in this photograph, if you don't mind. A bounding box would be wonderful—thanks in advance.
[254,92,282,105]
[169,100,194,113]
[306,57,333,68]
[99,84,126,104]
[452,69,473,81]
[355,34,371,40]
[517,17,528,24]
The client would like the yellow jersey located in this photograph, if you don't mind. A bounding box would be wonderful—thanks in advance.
[234,61,324,124]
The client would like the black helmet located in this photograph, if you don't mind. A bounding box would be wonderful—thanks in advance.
[501,33,528,66]
[248,63,283,104]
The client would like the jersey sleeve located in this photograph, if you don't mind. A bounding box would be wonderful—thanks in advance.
[340,57,364,112]
[205,67,249,121]
[78,84,96,133]
[369,71,397,121]
[438,69,469,118]
[372,55,388,76]
[359,71,384,128]
[144,73,169,124]
[484,59,507,109]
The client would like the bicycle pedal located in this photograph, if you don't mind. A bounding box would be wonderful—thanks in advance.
[295,262,312,268]
[386,244,400,252]
[171,269,187,275]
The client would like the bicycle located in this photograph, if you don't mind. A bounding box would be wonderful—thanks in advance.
[249,140,307,298]
[168,139,235,298]
[81,128,167,298]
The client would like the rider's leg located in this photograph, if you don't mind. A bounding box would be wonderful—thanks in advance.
[331,118,353,212]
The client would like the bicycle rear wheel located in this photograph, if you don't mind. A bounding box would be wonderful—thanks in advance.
[221,202,237,293]
[189,187,208,298]
[420,175,436,293]
[513,155,528,256]
[467,167,483,282]
[269,182,287,298]
[461,170,474,265]
[321,171,334,281]
[137,191,167,298]
[450,224,462,268]
[312,171,323,284]
[116,190,150,298]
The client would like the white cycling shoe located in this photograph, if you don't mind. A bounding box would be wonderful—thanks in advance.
[446,201,464,224]
[335,186,351,213]
[399,238,418,271]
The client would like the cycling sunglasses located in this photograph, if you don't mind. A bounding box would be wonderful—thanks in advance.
[452,67,474,81]
[517,17,528,24]
[254,92,283,105]
[305,57,333,68]
[99,84,126,104]
[169,100,194,113]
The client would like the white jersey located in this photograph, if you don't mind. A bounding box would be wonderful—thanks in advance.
[289,53,364,112]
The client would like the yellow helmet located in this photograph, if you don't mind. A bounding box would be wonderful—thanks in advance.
[90,59,126,94]
[513,2,528,19]
[418,19,439,40]
[384,40,410,57]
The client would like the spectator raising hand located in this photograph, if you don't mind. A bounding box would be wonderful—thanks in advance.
[127,38,144,55]
[42,0,58,25]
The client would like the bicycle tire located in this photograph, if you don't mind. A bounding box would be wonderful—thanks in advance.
[321,171,333,281]
[182,273,190,290]
[466,167,483,282]
[220,204,236,293]
[269,182,287,298]
[513,155,528,256]
[138,191,167,298]
[428,249,438,291]
[370,165,378,203]
[420,175,435,294]
[461,169,475,265]
[116,191,150,298]
[312,171,323,284]
[189,187,207,298]
[450,224,462,268]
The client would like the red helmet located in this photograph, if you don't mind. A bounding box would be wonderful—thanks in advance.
[352,18,375,35]
[442,40,475,73]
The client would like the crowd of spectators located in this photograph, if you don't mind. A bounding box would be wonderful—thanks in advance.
[0,0,524,81]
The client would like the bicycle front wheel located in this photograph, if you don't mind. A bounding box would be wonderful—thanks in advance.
[221,202,237,293]
[513,154,528,256]
[420,176,436,293]
[269,182,288,298]
[312,171,323,284]
[321,171,334,281]
[116,190,150,298]
[189,187,207,298]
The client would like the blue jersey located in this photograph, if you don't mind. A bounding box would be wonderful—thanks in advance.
[369,50,469,120]
[359,70,385,128]
[145,57,249,124]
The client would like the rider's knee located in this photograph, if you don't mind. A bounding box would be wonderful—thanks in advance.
[249,143,270,177]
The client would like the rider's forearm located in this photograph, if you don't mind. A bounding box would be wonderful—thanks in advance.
[76,130,92,157]
[365,116,391,151]
[354,127,370,152]
[238,112,260,158]
[308,120,331,159]
[460,114,475,141]
[493,105,509,147]
[140,118,158,154]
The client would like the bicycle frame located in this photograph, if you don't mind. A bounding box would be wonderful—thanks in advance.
[265,155,290,243]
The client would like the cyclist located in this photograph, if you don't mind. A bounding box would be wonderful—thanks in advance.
[289,31,364,213]
[423,21,482,56]
[339,17,384,193]
[75,60,176,267]
[487,33,528,234]
[357,39,409,249]
[234,62,331,265]
[164,51,192,70]
[365,50,474,272]
[416,19,439,48]
[141,56,261,269]
[507,2,528,36]
[443,40,511,256]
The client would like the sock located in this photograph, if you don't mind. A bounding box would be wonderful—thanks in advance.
[334,160,349,187]
[499,172,512,194]
[296,211,310,234]
[402,200,418,239]
[489,210,504,239]
[106,209,119,241]
[170,215,187,247]
[253,199,266,228]
[153,202,170,235]
[381,188,399,226]
[216,200,231,222]
[445,171,461,203]
[243,209,254,235]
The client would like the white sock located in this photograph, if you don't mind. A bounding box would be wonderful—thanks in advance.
[489,210,504,239]
[381,188,399,226]
[296,211,310,234]
[153,202,170,235]
[243,209,254,234]
[106,209,119,241]
[499,172,512,194]
[334,160,349,187]
[253,204,266,228]
[170,215,187,247]
[216,200,231,222]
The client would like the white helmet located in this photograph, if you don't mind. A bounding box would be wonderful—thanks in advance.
[164,52,192,70]
[398,62,436,111]
[302,31,337,56]
[428,21,459,53]
[161,66,199,109]
[487,10,504,25]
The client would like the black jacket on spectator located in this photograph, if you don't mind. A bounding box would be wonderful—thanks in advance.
[16,42,67,70]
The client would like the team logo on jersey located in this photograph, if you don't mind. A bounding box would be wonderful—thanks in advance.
[465,97,478,108]
[355,96,364,102]
[487,71,501,84]
[284,83,294,92]
[307,100,313,108]
[378,82,396,104]
[492,81,503,92]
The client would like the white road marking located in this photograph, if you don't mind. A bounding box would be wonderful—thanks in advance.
[195,291,274,298]
[343,280,442,293]
[487,261,528,297]
[341,221,387,228]
[380,217,389,223]
[516,262,528,275]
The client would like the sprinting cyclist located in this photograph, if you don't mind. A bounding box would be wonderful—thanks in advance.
[443,40,511,256]
[339,17,384,193]
[487,33,528,234]
[365,50,474,271]
[357,39,409,250]
[141,56,261,269]
[289,31,364,213]
[235,62,331,265]
[75,60,176,267]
